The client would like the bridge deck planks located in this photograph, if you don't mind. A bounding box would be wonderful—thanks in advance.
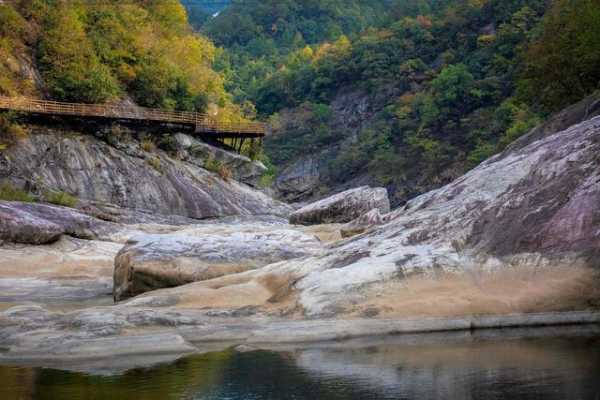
[0,96,266,139]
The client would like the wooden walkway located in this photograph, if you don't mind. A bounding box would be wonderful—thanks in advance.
[0,96,266,139]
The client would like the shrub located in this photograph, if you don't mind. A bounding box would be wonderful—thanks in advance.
[203,154,222,173]
[217,165,232,181]
[109,125,128,139]
[245,139,262,161]
[44,190,78,208]
[0,182,35,202]
[158,134,178,154]
[258,157,277,188]
[140,139,156,153]
[203,154,232,181]
[0,112,28,146]
[146,156,162,172]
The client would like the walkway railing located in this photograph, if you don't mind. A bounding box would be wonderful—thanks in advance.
[0,96,266,138]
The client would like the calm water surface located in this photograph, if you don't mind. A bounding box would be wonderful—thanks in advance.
[2,328,600,400]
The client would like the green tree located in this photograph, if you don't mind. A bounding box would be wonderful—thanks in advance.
[518,0,600,111]
[38,6,121,103]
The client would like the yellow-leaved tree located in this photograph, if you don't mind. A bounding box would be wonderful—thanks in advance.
[8,0,245,120]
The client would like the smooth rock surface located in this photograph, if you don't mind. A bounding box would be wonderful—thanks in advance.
[131,114,600,319]
[1,103,600,369]
[173,133,267,187]
[289,186,391,225]
[1,304,599,370]
[0,130,291,219]
[0,201,116,244]
[340,208,390,238]
[113,222,325,301]
[275,156,321,202]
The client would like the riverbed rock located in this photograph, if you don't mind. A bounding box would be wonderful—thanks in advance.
[340,208,390,238]
[289,186,391,225]
[129,112,600,319]
[113,223,325,301]
[0,201,115,244]
[287,114,600,316]
[0,203,62,244]
[2,99,600,368]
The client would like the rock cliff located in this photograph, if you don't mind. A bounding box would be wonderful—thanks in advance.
[0,123,291,219]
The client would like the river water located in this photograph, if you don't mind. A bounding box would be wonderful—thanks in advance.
[2,326,600,400]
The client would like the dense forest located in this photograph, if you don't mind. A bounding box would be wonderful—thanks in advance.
[0,0,248,122]
[203,0,388,104]
[200,0,600,203]
[1,0,599,204]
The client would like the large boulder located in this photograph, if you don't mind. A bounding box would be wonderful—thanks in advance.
[289,186,390,225]
[173,133,267,187]
[0,201,115,244]
[113,222,324,301]
[0,203,62,244]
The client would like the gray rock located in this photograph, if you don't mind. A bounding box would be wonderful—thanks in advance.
[0,203,62,244]
[275,156,321,201]
[113,223,324,301]
[173,133,267,187]
[0,130,291,220]
[289,186,391,225]
[0,201,115,244]
[340,208,390,238]
[287,115,600,316]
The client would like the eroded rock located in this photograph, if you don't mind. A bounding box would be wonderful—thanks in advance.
[0,131,291,219]
[0,201,115,244]
[340,208,390,238]
[275,156,321,202]
[137,113,600,318]
[113,223,325,301]
[289,186,390,226]
[173,133,267,187]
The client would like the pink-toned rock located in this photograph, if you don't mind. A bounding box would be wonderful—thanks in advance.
[290,186,390,226]
[340,208,390,238]
[0,201,114,244]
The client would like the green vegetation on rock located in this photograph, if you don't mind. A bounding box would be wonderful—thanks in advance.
[0,111,28,148]
[0,182,34,202]
[43,190,78,208]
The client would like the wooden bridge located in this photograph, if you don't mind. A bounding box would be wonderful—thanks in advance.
[0,96,266,140]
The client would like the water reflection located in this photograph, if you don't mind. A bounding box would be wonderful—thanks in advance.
[2,328,600,400]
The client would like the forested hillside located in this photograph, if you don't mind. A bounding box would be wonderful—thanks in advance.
[202,0,600,204]
[0,0,246,122]
[1,0,598,205]
[203,0,388,104]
